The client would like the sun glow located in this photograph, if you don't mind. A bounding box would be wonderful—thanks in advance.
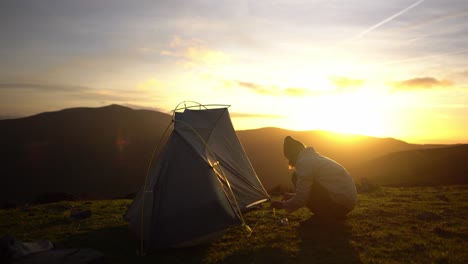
[288,89,393,137]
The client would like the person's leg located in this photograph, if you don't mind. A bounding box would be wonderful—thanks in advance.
[306,183,351,219]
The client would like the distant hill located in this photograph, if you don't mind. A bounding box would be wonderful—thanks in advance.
[0,105,173,203]
[353,144,468,186]
[0,105,466,204]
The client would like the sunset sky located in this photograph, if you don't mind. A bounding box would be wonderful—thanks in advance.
[1,0,467,144]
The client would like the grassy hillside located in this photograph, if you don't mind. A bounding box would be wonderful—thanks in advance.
[1,186,467,263]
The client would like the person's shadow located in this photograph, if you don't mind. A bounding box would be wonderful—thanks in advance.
[295,216,362,263]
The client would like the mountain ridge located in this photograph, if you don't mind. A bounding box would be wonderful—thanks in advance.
[1,104,466,203]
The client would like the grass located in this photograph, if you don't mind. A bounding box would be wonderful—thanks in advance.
[1,186,467,263]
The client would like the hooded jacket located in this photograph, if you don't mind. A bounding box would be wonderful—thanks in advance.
[283,147,357,212]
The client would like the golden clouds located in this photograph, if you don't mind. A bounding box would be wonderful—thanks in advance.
[235,81,272,94]
[392,77,454,90]
[330,76,365,90]
[283,87,313,96]
[160,36,230,67]
[185,47,230,66]
[233,80,316,97]
[136,79,163,91]
[229,75,368,96]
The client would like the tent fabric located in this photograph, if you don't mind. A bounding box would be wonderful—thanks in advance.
[126,106,269,253]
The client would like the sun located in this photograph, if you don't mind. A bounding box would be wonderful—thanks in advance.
[288,90,392,137]
[319,93,386,135]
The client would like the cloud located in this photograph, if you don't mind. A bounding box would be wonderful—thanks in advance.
[185,47,230,66]
[235,81,275,94]
[391,77,454,90]
[0,82,159,103]
[283,87,314,96]
[0,82,92,92]
[136,79,164,91]
[330,76,365,90]
[234,80,318,97]
[159,35,230,67]
[170,36,184,48]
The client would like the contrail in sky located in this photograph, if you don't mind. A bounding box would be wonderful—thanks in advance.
[354,0,425,39]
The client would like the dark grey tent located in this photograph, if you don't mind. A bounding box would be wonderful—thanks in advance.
[125,103,270,253]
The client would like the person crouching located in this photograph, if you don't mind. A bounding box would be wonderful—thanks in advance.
[271,136,357,224]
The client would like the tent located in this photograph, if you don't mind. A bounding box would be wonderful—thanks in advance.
[125,102,270,254]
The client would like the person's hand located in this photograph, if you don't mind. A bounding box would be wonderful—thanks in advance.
[271,200,284,209]
[282,193,295,201]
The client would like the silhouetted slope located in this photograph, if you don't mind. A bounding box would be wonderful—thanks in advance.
[1,105,465,204]
[354,144,468,186]
[0,105,173,203]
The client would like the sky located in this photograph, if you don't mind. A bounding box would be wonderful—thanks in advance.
[1,0,468,144]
